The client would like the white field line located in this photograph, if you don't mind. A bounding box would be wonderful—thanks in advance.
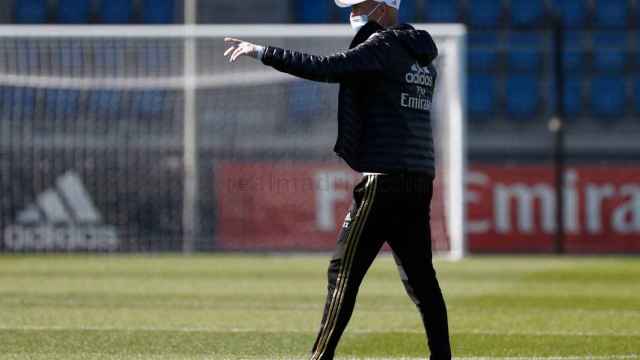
[6,297,640,317]
[0,325,639,338]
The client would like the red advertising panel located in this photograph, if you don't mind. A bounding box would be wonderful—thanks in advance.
[214,162,447,251]
[216,162,640,253]
[215,162,359,250]
[468,165,640,253]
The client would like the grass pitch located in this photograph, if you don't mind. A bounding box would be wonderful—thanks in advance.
[0,255,638,359]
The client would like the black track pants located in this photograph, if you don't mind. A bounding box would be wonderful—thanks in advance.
[310,173,451,360]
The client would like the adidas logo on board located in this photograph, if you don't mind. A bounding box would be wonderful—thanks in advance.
[3,171,119,251]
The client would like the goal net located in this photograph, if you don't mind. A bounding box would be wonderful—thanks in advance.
[0,24,466,259]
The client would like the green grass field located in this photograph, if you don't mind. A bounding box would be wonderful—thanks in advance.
[0,255,639,360]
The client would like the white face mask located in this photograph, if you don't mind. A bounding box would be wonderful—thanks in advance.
[350,3,382,31]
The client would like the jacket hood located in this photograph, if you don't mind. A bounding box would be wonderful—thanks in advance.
[386,24,438,66]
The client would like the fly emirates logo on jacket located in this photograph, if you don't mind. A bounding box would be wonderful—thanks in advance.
[401,62,433,112]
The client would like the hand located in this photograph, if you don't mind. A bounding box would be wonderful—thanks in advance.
[224,37,264,63]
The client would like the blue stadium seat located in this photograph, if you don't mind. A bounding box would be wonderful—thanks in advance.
[91,91,121,118]
[94,42,119,76]
[59,42,84,75]
[14,42,40,73]
[468,32,499,72]
[424,0,460,23]
[563,49,587,74]
[590,75,626,118]
[6,87,36,121]
[593,0,629,28]
[562,32,586,74]
[507,33,544,73]
[15,0,47,23]
[592,32,628,73]
[399,0,417,23]
[509,0,546,27]
[0,87,7,118]
[469,48,498,72]
[137,91,165,116]
[288,82,323,123]
[468,0,502,27]
[506,74,540,118]
[0,87,13,119]
[137,44,172,76]
[296,0,331,23]
[100,0,133,24]
[550,0,589,28]
[125,70,161,120]
[57,0,91,23]
[547,74,584,119]
[635,37,640,69]
[45,90,79,119]
[468,73,497,118]
[563,76,583,117]
[333,5,351,22]
[142,0,175,24]
[633,76,640,114]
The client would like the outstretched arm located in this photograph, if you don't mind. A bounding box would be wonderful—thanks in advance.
[223,36,388,83]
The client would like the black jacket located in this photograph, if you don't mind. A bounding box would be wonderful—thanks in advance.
[262,22,438,175]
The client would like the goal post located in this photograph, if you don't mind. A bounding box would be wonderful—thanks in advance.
[432,27,467,260]
[0,24,466,259]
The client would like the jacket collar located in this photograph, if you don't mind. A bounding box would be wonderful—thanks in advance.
[388,23,415,31]
[349,21,384,49]
[349,22,416,49]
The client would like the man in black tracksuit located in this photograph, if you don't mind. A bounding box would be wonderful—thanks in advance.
[224,0,451,359]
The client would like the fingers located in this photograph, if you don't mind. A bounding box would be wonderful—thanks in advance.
[224,38,246,62]
[224,37,242,46]
[223,38,256,63]
[224,43,244,62]
[230,45,247,62]
[224,45,240,61]
[224,38,239,59]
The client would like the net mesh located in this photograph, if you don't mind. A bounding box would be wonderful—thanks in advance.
[0,26,465,255]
